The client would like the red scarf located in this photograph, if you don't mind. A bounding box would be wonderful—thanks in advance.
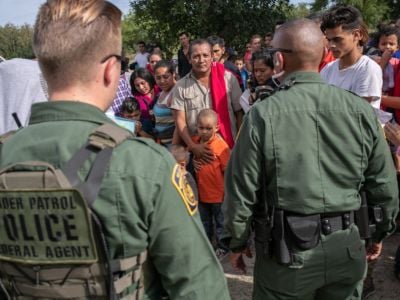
[210,62,234,148]
[319,49,335,72]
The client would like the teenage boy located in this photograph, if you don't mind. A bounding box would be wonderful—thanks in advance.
[320,5,383,109]
[207,35,242,90]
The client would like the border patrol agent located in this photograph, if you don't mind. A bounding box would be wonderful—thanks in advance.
[0,1,230,299]
[223,19,398,300]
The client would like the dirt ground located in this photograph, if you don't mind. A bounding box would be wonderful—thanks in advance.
[223,233,400,300]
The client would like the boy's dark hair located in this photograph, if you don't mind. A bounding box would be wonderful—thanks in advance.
[178,32,189,38]
[121,97,140,114]
[376,25,400,44]
[207,35,225,47]
[130,67,156,94]
[233,55,244,62]
[320,5,369,46]
[154,60,175,74]
[188,39,212,58]
[137,41,146,46]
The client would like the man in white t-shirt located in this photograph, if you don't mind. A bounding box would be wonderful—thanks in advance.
[320,5,382,109]
[133,41,149,69]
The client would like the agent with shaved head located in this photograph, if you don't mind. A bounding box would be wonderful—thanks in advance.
[223,19,398,299]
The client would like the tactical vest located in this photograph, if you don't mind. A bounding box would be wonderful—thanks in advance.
[0,124,147,300]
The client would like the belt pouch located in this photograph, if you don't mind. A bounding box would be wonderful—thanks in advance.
[286,214,320,251]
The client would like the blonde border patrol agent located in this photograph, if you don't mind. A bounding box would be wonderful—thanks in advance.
[0,1,230,299]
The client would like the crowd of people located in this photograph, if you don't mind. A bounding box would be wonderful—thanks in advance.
[1,0,400,299]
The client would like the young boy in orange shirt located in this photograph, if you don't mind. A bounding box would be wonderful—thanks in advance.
[192,108,230,259]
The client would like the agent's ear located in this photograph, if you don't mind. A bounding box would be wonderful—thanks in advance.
[274,52,284,71]
[321,46,328,64]
[103,58,119,87]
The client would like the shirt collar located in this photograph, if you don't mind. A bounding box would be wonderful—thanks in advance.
[281,71,324,86]
[29,101,113,125]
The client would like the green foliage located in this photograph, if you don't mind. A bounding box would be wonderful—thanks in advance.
[0,24,34,59]
[129,0,292,56]
[310,0,391,29]
[284,3,311,20]
[122,12,152,56]
[385,0,400,21]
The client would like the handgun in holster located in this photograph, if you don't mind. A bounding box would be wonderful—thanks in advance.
[253,215,272,256]
[355,191,384,247]
[272,209,291,265]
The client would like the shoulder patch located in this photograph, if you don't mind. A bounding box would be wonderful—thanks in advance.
[171,164,197,216]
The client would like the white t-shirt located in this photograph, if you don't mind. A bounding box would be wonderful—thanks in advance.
[320,55,382,108]
[0,59,48,134]
[134,52,149,68]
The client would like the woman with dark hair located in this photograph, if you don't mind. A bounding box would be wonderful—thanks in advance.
[146,51,163,75]
[153,60,176,146]
[239,50,277,113]
[130,67,160,134]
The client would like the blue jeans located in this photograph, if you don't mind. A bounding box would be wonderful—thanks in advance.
[198,202,227,250]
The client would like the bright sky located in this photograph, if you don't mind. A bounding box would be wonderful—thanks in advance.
[0,0,132,26]
[0,0,311,26]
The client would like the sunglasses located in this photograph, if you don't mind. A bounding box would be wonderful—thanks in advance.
[267,48,293,54]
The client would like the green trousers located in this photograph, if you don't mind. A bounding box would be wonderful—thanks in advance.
[253,224,366,300]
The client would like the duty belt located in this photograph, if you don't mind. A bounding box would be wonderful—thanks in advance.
[320,211,354,235]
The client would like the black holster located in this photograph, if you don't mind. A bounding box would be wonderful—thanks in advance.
[355,191,384,246]
[253,216,272,256]
[271,209,321,265]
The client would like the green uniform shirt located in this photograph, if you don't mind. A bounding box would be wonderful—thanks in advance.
[224,72,399,251]
[0,101,230,300]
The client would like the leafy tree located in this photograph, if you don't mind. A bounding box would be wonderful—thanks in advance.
[310,0,390,29]
[129,0,293,56]
[284,3,311,20]
[0,24,34,59]
[385,0,400,21]
[122,12,152,56]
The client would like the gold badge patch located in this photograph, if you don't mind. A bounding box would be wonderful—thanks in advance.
[171,164,197,216]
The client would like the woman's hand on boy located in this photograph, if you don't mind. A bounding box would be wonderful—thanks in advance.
[190,143,214,163]
[193,158,203,172]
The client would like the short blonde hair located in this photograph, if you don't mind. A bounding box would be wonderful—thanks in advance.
[33,0,122,89]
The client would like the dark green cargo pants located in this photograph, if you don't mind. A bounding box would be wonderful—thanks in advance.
[253,224,366,300]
